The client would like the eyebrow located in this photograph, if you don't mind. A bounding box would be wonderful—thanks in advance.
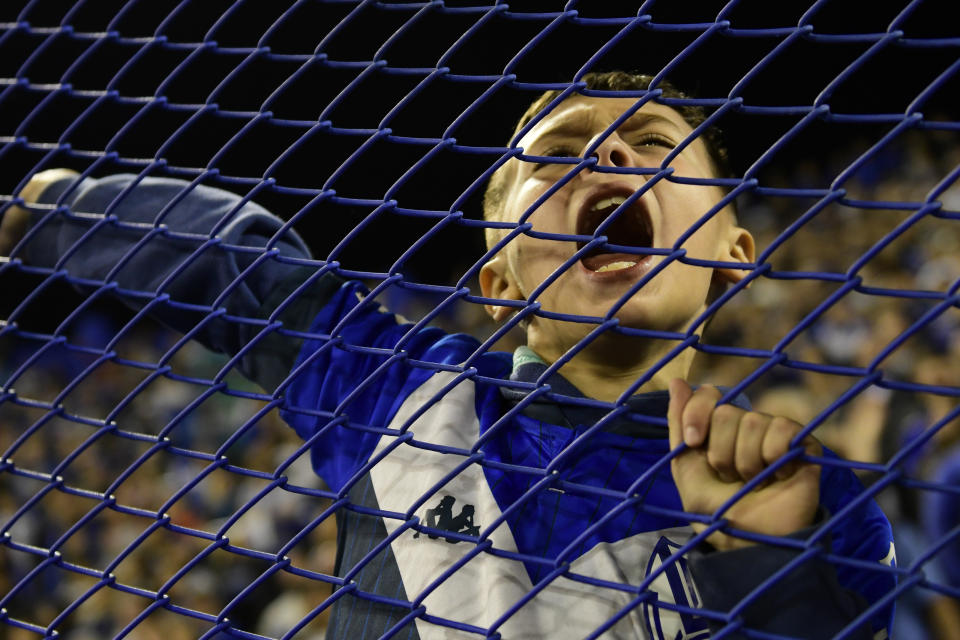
[526,116,594,145]
[527,110,683,148]
[620,112,683,134]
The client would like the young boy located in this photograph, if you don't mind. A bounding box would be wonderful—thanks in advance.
[0,72,895,639]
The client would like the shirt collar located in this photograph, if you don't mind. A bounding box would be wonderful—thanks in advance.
[503,345,750,436]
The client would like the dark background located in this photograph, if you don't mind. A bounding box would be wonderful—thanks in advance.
[1,0,958,330]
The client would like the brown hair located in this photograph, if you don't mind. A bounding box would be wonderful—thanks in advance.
[482,71,731,243]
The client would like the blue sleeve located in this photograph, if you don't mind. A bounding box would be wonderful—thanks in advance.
[20,173,492,492]
[280,280,485,493]
[819,453,897,636]
[22,173,321,388]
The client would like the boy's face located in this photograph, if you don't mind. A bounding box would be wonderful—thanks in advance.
[480,95,754,357]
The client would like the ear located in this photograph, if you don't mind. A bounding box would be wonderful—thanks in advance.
[479,253,524,322]
[713,224,756,286]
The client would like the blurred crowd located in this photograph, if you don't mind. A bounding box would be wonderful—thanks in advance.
[703,127,960,639]
[0,322,337,639]
[2,126,960,639]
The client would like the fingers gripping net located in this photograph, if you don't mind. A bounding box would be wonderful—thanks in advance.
[1,0,959,638]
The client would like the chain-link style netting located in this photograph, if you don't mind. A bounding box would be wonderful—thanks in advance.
[2,1,959,638]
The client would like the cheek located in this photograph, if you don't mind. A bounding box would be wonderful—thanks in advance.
[503,238,550,299]
[508,179,572,231]
[510,181,550,217]
[510,237,572,287]
[655,183,725,232]
[659,207,728,259]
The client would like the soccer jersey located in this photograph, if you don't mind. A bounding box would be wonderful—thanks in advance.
[283,278,895,640]
[23,174,897,639]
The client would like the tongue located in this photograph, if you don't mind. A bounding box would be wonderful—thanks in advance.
[581,252,639,272]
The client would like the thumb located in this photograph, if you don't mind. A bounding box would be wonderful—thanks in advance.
[0,205,29,257]
[667,378,693,450]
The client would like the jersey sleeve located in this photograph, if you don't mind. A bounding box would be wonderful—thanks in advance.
[20,173,321,389]
[819,451,898,636]
[19,171,492,493]
[279,279,486,493]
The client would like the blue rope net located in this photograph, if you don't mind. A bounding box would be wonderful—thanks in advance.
[1,1,959,638]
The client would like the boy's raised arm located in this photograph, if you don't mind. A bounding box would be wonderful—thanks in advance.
[1,170,340,391]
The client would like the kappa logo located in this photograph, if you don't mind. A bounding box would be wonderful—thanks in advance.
[413,495,480,543]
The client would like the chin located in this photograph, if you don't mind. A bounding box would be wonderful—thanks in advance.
[608,300,695,335]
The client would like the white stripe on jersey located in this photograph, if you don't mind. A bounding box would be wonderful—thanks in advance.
[368,371,697,639]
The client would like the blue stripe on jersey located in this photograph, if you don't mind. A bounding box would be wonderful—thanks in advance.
[282,280,510,494]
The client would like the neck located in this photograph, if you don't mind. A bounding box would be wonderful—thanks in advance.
[527,330,694,403]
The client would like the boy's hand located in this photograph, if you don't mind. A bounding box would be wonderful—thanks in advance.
[667,378,822,551]
[0,169,79,256]
[0,202,30,257]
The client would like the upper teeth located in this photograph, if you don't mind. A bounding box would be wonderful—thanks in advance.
[595,261,637,273]
[591,196,627,212]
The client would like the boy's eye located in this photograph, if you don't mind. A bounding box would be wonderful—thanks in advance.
[543,145,578,156]
[631,133,675,149]
[532,146,579,170]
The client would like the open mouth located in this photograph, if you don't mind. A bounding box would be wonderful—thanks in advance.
[576,189,653,273]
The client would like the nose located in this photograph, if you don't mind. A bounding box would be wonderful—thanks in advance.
[587,133,634,169]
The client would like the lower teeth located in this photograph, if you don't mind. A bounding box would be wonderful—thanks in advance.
[594,260,637,273]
